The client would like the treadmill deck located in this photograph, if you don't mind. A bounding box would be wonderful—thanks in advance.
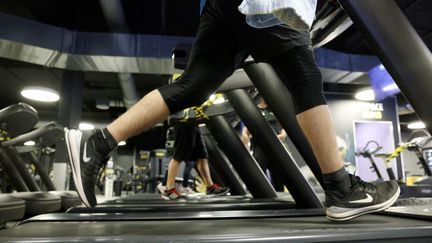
[1,214,431,242]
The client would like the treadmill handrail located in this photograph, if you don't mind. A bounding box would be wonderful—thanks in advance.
[2,122,63,147]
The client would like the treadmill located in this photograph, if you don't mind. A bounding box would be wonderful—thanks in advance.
[0,195,25,227]
[3,92,431,241]
[2,0,432,241]
[67,74,322,215]
[0,103,62,216]
[2,122,82,210]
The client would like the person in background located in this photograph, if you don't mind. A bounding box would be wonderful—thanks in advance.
[161,124,229,200]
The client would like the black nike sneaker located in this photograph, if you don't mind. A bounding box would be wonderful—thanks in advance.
[65,129,108,207]
[325,174,400,221]
[206,184,230,196]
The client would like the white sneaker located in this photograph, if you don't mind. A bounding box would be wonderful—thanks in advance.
[157,183,166,194]
[184,187,196,195]
[178,185,196,196]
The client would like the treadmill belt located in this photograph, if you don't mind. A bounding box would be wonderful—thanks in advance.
[384,204,432,221]
[1,215,432,242]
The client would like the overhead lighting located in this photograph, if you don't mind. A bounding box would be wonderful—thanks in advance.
[355,88,375,101]
[21,87,59,102]
[24,141,35,146]
[407,121,426,130]
[79,122,95,130]
[118,141,126,146]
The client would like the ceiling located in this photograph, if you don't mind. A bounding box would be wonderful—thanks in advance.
[0,0,431,130]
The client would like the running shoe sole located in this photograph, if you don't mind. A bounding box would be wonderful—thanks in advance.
[65,129,92,208]
[206,188,230,197]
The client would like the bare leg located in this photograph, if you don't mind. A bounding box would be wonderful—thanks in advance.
[196,158,214,187]
[166,158,181,190]
[107,90,170,142]
[296,105,345,174]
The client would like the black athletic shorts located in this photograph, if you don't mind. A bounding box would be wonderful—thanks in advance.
[158,0,314,114]
[173,124,208,162]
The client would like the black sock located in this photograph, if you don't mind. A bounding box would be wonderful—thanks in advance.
[323,167,350,194]
[92,128,118,155]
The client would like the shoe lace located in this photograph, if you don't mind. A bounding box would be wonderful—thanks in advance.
[353,175,376,192]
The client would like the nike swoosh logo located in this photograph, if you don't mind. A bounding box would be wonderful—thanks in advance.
[83,142,91,163]
[349,193,373,203]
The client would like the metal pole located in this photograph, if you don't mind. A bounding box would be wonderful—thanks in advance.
[0,147,29,191]
[202,131,247,196]
[227,89,322,208]
[244,63,325,189]
[26,152,57,191]
[338,0,432,131]
[207,115,277,199]
[5,147,40,191]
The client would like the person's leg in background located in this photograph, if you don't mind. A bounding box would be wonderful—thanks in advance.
[163,125,193,200]
[64,0,244,207]
[157,168,168,194]
[195,158,214,188]
[267,162,285,192]
[181,160,196,192]
[163,158,184,200]
[252,145,284,192]
[191,127,230,196]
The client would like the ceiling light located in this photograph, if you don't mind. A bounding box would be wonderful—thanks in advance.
[407,121,426,130]
[21,87,59,102]
[79,122,95,130]
[24,141,35,146]
[118,141,126,146]
[355,88,375,101]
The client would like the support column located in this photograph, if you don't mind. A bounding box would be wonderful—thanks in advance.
[207,115,277,199]
[338,0,432,131]
[5,147,40,191]
[202,130,247,196]
[0,147,29,191]
[227,89,322,208]
[26,152,57,191]
[244,63,325,189]
[57,70,84,129]
[56,70,84,190]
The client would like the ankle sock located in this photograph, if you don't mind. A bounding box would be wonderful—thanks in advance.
[92,128,118,155]
[323,167,350,194]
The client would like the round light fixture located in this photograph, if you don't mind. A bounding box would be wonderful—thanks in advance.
[118,141,126,146]
[407,121,426,130]
[24,141,35,146]
[21,87,60,102]
[79,122,95,130]
[355,88,375,101]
